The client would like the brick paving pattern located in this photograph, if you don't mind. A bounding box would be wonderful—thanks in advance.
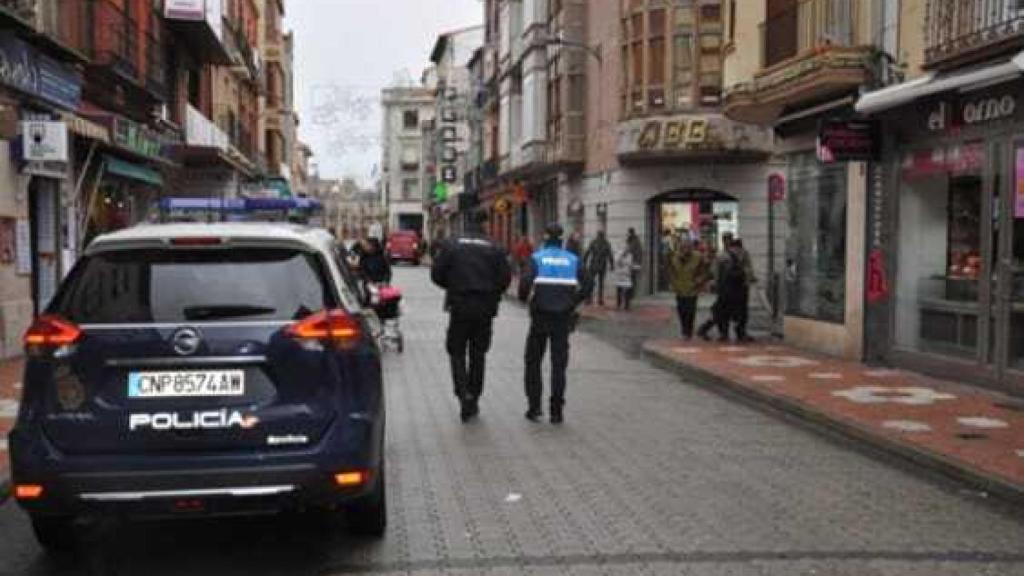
[644,337,1024,498]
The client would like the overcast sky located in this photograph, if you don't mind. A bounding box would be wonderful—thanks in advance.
[288,0,483,184]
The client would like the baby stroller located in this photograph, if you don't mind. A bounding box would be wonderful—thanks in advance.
[367,284,404,353]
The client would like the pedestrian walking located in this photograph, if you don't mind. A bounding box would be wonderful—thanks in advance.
[512,235,534,278]
[431,210,513,422]
[626,227,643,300]
[697,234,746,341]
[732,238,756,342]
[360,237,392,284]
[518,223,592,424]
[614,245,635,310]
[668,238,711,339]
[583,230,614,306]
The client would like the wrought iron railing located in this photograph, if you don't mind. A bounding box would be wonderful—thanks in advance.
[762,0,859,69]
[925,0,1024,66]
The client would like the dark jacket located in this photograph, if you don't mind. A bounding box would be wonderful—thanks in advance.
[518,241,593,316]
[431,231,512,319]
[361,250,392,284]
[583,236,614,274]
[715,250,746,301]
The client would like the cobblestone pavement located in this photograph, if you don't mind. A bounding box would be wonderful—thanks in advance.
[3,267,1024,574]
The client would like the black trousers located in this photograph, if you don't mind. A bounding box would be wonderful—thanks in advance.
[735,289,750,338]
[446,315,494,400]
[675,295,698,338]
[524,313,572,410]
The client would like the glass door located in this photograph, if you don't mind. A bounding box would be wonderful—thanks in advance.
[1001,140,1024,385]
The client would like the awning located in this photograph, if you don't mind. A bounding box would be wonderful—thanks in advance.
[856,51,1024,115]
[58,111,109,144]
[102,155,163,187]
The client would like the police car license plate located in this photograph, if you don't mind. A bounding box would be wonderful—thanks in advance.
[128,370,245,398]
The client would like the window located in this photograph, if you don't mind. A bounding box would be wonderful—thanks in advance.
[785,153,848,324]
[401,178,420,201]
[402,110,419,130]
[400,144,419,170]
[621,0,722,115]
[56,249,336,324]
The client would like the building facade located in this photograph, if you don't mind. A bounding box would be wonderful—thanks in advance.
[427,26,485,236]
[724,0,906,358]
[380,86,436,237]
[477,0,774,300]
[856,0,1024,392]
[0,0,302,359]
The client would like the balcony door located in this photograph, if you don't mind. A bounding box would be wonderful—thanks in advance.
[765,0,798,67]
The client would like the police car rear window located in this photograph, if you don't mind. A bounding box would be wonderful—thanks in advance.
[53,248,337,324]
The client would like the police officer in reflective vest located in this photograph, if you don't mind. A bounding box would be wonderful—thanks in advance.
[518,223,592,423]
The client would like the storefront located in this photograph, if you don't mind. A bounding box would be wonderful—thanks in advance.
[646,189,739,291]
[575,112,775,297]
[0,31,82,356]
[862,78,1024,391]
[78,111,177,242]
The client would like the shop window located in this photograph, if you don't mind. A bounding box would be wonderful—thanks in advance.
[785,153,847,324]
[403,110,419,130]
[895,142,985,358]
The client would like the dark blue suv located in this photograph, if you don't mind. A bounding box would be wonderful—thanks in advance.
[10,223,386,551]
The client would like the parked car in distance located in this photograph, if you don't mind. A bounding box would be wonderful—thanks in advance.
[386,230,421,265]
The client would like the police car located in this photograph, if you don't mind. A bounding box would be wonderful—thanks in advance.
[10,223,386,551]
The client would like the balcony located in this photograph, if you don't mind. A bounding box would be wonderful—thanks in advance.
[223,17,261,80]
[185,104,229,150]
[163,0,232,65]
[925,0,1024,69]
[724,0,873,125]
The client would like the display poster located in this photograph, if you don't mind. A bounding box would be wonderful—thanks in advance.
[15,218,31,275]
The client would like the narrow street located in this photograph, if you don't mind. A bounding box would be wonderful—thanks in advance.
[1,266,1024,575]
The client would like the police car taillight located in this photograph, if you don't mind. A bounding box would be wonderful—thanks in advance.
[24,315,81,355]
[286,309,361,349]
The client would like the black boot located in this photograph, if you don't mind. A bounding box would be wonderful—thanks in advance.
[549,399,564,424]
[460,396,479,422]
[525,399,542,422]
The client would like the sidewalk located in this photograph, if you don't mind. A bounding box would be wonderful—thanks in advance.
[575,296,1024,501]
[0,356,21,500]
[641,337,1024,502]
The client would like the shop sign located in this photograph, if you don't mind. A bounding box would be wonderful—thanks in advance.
[817,119,877,163]
[164,0,205,20]
[494,198,511,214]
[21,120,67,162]
[637,117,709,151]
[110,116,170,161]
[0,32,81,110]
[927,93,1019,132]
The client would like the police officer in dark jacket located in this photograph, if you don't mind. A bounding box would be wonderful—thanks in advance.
[518,223,592,424]
[431,210,512,422]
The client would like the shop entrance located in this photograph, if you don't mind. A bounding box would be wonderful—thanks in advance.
[646,189,738,293]
[895,139,1024,389]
